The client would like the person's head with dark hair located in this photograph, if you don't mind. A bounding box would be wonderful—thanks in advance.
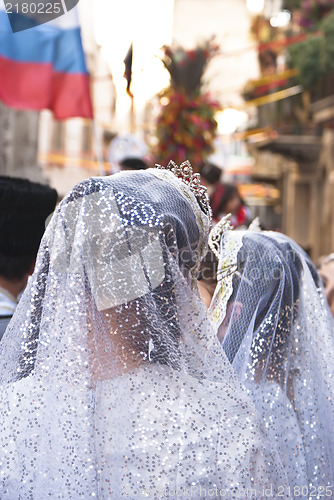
[212,183,241,221]
[221,233,302,380]
[208,228,334,488]
[209,230,321,385]
[0,176,57,301]
[31,167,211,381]
[200,162,222,186]
[119,157,147,171]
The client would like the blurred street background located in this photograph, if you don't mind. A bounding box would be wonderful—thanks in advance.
[1,0,334,260]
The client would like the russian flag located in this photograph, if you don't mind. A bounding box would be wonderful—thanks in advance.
[0,1,93,119]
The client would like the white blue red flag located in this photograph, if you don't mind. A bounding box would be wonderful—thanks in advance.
[0,1,93,119]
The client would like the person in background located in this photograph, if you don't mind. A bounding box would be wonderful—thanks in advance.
[317,253,334,316]
[200,162,249,227]
[108,133,148,174]
[119,157,147,171]
[0,176,58,340]
[199,161,222,197]
[211,183,249,227]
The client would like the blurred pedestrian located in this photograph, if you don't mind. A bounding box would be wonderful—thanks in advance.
[108,133,148,174]
[119,157,147,171]
[211,183,249,227]
[0,176,57,339]
[199,161,222,197]
[200,162,249,227]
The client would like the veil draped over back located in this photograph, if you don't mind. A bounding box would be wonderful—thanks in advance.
[0,170,286,498]
[209,229,334,493]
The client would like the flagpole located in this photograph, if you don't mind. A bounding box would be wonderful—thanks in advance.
[130,95,135,134]
[124,43,135,134]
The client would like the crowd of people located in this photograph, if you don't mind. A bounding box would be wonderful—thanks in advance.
[0,157,332,499]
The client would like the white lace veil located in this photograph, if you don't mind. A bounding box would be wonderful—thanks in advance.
[0,170,287,498]
[209,228,334,491]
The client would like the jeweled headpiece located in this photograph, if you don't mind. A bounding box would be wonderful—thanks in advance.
[208,214,233,260]
[248,216,261,232]
[155,160,212,224]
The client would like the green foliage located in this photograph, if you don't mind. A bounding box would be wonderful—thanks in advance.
[320,10,334,71]
[287,35,325,88]
[282,0,302,10]
[287,9,334,89]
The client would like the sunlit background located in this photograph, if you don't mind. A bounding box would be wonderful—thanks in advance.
[4,0,334,259]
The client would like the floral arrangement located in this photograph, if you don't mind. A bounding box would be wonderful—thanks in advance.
[153,39,221,169]
[287,9,334,88]
[296,0,334,28]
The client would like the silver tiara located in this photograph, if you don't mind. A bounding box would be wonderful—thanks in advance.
[208,214,233,259]
[155,160,212,223]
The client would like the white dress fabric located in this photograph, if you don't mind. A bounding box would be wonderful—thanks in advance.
[0,287,17,340]
[0,287,17,317]
[0,170,286,499]
[209,228,334,494]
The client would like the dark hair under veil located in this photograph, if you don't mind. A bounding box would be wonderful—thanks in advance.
[209,228,334,492]
[0,171,288,498]
[18,173,202,378]
[223,234,304,382]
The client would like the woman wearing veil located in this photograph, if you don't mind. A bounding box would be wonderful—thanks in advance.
[208,221,334,497]
[0,162,286,499]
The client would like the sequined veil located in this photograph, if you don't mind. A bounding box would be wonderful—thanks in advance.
[0,169,287,499]
[209,228,334,493]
